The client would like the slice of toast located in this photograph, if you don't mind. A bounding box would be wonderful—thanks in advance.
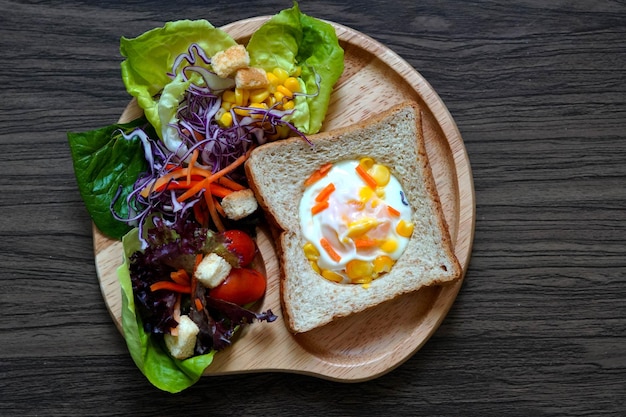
[245,102,462,333]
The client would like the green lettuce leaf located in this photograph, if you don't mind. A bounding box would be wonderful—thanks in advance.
[67,118,151,239]
[120,20,237,140]
[247,3,344,134]
[119,228,215,393]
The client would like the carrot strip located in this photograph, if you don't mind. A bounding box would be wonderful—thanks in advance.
[355,164,378,190]
[353,237,378,249]
[176,178,210,202]
[209,183,234,198]
[315,182,336,202]
[155,180,203,193]
[387,205,401,217]
[193,201,208,227]
[311,200,329,215]
[186,149,200,185]
[320,238,342,262]
[213,197,226,217]
[150,281,191,293]
[304,162,333,187]
[170,269,190,285]
[204,187,225,232]
[194,298,204,312]
[173,294,181,323]
[217,176,246,191]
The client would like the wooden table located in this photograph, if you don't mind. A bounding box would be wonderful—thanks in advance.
[1,1,624,415]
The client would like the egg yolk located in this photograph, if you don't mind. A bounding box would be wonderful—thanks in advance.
[299,158,414,285]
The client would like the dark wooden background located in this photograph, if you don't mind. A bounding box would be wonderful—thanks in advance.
[1,0,624,415]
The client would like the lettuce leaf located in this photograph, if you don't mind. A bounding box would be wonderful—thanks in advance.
[119,228,215,393]
[120,20,237,141]
[67,118,151,239]
[247,3,344,134]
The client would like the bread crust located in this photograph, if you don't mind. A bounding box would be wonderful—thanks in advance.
[245,102,462,333]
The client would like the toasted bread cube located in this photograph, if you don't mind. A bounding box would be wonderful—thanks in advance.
[211,44,250,78]
[164,315,199,360]
[195,253,232,288]
[221,189,259,220]
[235,67,269,89]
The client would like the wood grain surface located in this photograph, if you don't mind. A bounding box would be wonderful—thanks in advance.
[1,0,625,416]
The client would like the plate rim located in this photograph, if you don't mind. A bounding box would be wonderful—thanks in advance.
[93,15,475,382]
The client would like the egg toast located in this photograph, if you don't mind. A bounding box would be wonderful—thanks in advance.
[245,102,462,333]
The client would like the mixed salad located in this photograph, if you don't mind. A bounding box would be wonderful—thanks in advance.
[68,4,344,393]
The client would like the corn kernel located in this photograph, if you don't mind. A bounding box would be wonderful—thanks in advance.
[376,187,386,198]
[284,77,301,93]
[359,157,375,170]
[273,91,286,104]
[346,259,374,280]
[321,269,344,283]
[218,111,233,127]
[303,242,320,261]
[222,90,236,104]
[310,261,321,274]
[282,99,295,110]
[292,66,302,77]
[369,164,390,186]
[234,88,249,106]
[272,67,289,84]
[249,89,270,104]
[380,238,398,253]
[266,72,280,86]
[359,186,375,203]
[248,102,268,118]
[396,220,414,238]
[346,217,378,238]
[233,107,250,117]
[351,275,373,285]
[264,95,277,107]
[276,84,293,99]
[373,255,394,274]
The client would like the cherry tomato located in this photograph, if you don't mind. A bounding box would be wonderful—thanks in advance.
[221,230,257,267]
[210,268,266,305]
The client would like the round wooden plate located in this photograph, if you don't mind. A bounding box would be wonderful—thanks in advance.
[93,17,475,382]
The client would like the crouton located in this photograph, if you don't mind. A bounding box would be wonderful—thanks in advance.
[235,67,269,89]
[164,315,199,360]
[211,44,249,78]
[221,189,259,220]
[195,253,232,288]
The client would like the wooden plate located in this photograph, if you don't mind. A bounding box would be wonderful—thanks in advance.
[94,17,475,382]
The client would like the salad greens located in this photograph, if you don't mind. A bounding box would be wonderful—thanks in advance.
[119,227,216,393]
[247,5,344,134]
[67,3,344,393]
[68,118,152,239]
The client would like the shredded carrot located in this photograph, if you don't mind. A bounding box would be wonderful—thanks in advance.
[355,164,378,190]
[315,182,336,202]
[387,205,401,217]
[353,237,378,249]
[304,162,333,187]
[144,146,254,199]
[209,183,234,198]
[187,149,200,185]
[155,179,203,193]
[170,269,190,285]
[150,281,191,293]
[213,197,226,217]
[176,178,210,202]
[173,294,181,323]
[217,176,246,191]
[204,188,225,232]
[311,200,329,215]
[193,201,208,227]
[320,238,342,262]
[194,298,204,311]
[195,254,203,269]
[170,327,179,337]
